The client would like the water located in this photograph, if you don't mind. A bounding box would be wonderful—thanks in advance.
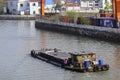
[0,20,120,80]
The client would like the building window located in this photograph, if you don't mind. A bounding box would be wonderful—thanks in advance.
[10,2,13,6]
[66,0,70,2]
[13,9,16,12]
[33,3,36,6]
[89,3,93,7]
[20,4,23,8]
[27,3,29,7]
[38,2,40,6]
[95,1,99,3]
[95,4,99,7]
[33,11,35,14]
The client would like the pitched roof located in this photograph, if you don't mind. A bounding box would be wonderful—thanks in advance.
[65,2,80,7]
[30,0,41,2]
[7,0,18,1]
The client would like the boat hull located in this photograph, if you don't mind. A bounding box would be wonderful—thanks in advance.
[31,50,109,72]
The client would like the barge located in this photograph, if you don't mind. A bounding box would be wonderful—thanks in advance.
[31,48,109,72]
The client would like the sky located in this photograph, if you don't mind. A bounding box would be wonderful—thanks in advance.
[46,0,53,5]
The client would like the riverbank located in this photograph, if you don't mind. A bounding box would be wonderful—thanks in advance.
[35,19,120,43]
[0,15,35,20]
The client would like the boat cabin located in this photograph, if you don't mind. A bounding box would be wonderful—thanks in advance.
[68,52,96,68]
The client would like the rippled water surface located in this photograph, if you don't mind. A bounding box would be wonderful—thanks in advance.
[0,20,120,80]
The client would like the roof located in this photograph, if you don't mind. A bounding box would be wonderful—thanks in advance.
[7,0,18,1]
[65,3,80,7]
[30,0,41,2]
[69,52,96,56]
[7,0,30,2]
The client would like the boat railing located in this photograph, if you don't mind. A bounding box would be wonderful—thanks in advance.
[33,48,61,53]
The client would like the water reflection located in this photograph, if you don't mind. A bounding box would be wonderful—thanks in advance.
[17,20,36,37]
[114,46,120,69]
[41,31,46,48]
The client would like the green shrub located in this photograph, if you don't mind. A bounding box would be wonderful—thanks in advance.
[66,11,76,22]
[99,9,113,14]
[0,5,3,14]
[77,17,91,25]
[77,12,99,17]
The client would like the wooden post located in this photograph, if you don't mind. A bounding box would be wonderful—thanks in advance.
[41,0,45,16]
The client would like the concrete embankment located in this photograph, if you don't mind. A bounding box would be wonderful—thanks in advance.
[35,20,120,42]
[0,15,35,20]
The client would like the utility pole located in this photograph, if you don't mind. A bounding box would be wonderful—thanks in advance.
[113,0,120,22]
[112,0,120,27]
[41,0,45,16]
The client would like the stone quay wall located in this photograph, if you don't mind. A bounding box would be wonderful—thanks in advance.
[0,15,35,20]
[35,19,120,42]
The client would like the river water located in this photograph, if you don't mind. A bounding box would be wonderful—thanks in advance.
[0,20,120,80]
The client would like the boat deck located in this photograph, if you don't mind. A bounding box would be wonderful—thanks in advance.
[36,50,71,60]
[46,51,71,60]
